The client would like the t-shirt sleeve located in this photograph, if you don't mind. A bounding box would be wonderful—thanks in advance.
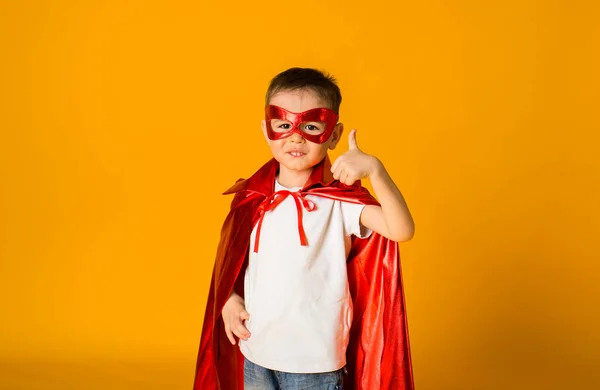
[341,201,373,239]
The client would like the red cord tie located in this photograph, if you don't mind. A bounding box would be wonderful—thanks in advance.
[253,190,316,253]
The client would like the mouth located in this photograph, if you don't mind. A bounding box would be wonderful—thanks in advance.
[287,151,306,157]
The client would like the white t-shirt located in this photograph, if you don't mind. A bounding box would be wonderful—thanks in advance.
[239,179,371,373]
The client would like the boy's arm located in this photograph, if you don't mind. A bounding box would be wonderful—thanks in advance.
[360,166,414,242]
[331,129,414,242]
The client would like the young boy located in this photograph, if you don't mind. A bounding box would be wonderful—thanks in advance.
[193,68,415,390]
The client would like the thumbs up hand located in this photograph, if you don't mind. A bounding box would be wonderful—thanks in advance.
[331,129,381,186]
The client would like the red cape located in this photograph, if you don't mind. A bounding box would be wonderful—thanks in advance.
[193,157,414,390]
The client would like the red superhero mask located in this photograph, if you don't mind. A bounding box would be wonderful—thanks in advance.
[265,105,339,144]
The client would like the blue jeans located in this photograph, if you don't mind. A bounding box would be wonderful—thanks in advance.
[244,357,344,390]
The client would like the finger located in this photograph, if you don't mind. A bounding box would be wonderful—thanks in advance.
[224,323,236,345]
[334,159,348,180]
[331,162,340,180]
[334,164,344,181]
[330,157,339,174]
[233,322,251,340]
[333,166,341,180]
[348,129,358,150]
[235,314,251,339]
[240,310,250,321]
[340,171,349,185]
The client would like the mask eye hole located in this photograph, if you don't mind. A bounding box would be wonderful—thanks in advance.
[300,122,326,134]
[271,120,292,132]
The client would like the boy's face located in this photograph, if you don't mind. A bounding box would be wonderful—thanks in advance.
[262,89,343,176]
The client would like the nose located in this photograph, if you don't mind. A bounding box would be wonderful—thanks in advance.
[288,131,305,143]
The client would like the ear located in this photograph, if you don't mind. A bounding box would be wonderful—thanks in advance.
[261,120,271,145]
[328,122,344,150]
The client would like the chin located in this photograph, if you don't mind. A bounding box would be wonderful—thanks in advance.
[275,151,325,171]
[277,158,313,172]
[282,162,314,172]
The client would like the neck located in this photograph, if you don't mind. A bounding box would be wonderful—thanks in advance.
[277,165,313,188]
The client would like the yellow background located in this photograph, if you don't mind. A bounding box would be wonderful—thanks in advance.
[1,1,599,389]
